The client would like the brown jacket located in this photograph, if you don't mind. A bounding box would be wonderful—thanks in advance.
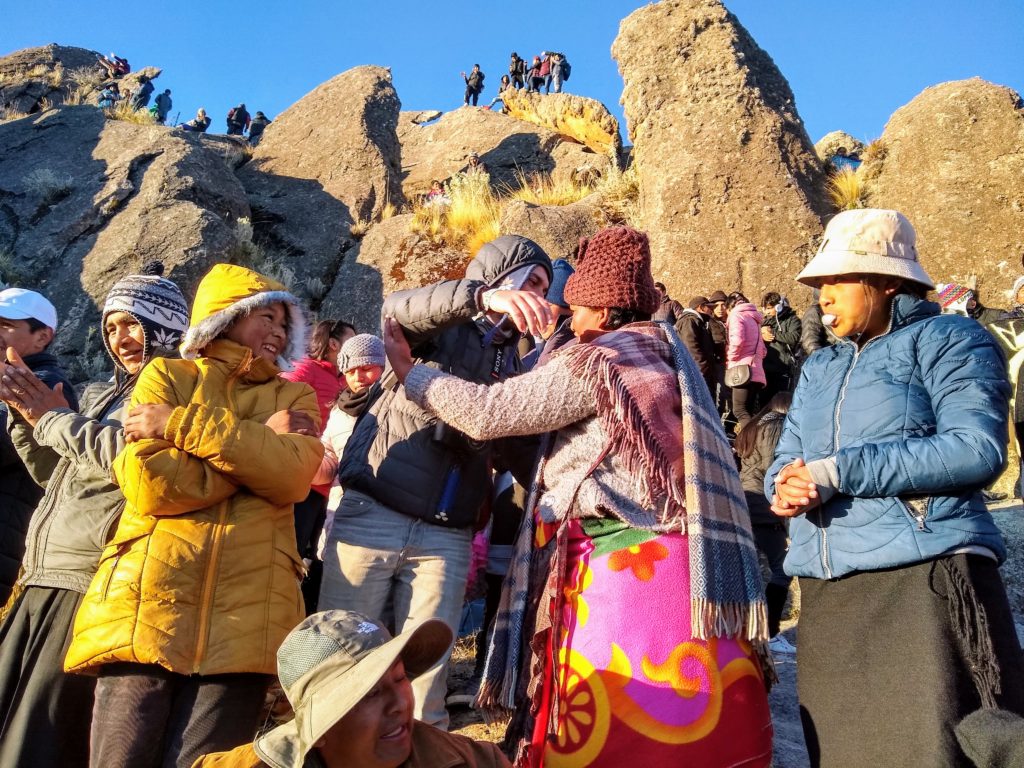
[192,721,510,768]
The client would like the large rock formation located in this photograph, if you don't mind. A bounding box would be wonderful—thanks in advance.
[399,107,611,199]
[0,44,100,116]
[320,214,467,333]
[239,66,404,292]
[0,106,250,379]
[864,78,1024,301]
[499,197,601,262]
[814,130,865,163]
[500,89,623,159]
[612,0,828,301]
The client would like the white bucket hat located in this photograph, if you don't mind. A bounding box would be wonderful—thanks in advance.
[254,611,452,768]
[797,209,935,289]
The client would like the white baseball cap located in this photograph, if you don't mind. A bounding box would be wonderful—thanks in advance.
[0,288,58,329]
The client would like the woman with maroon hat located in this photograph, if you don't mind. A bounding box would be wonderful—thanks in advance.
[384,226,772,767]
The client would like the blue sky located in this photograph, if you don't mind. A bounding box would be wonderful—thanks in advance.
[4,1,1022,145]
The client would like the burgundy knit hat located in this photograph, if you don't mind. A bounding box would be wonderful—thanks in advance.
[563,226,660,314]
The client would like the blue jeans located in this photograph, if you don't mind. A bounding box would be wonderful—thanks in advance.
[318,490,472,729]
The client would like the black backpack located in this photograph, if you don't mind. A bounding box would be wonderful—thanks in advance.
[562,58,571,81]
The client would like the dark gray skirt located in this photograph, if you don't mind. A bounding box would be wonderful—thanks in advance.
[797,555,1024,768]
[0,586,94,768]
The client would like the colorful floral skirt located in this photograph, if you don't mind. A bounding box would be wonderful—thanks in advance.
[533,519,773,767]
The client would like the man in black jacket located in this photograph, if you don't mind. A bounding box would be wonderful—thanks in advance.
[0,288,77,605]
[462,65,485,106]
[327,236,551,729]
[760,291,802,406]
[675,296,718,398]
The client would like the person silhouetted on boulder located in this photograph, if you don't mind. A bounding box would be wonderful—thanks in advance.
[544,51,570,93]
[509,52,526,89]
[462,64,485,107]
[97,82,121,109]
[527,55,544,93]
[829,146,862,172]
[97,53,130,79]
[153,89,172,125]
[130,76,154,111]
[226,103,250,136]
[248,111,271,145]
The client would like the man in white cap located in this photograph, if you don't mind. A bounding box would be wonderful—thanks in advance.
[0,287,77,606]
[193,610,509,768]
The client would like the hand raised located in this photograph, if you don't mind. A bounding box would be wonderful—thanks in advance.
[383,317,413,384]
[0,348,71,427]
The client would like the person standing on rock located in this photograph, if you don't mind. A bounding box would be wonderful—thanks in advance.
[0,266,188,768]
[248,110,271,145]
[527,55,544,93]
[154,88,172,125]
[509,51,526,89]
[320,235,552,730]
[768,209,1024,768]
[462,64,485,107]
[130,75,154,111]
[544,50,569,93]
[226,103,250,136]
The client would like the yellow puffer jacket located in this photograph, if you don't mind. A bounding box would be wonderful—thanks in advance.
[66,337,324,677]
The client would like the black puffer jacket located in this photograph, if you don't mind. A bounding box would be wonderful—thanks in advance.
[739,410,787,525]
[762,306,802,377]
[339,236,551,529]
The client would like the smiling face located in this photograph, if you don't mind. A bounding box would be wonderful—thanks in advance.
[315,660,415,768]
[104,311,147,374]
[224,302,288,364]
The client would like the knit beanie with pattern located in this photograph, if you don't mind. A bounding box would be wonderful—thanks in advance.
[102,261,189,371]
[338,334,385,373]
[563,226,659,314]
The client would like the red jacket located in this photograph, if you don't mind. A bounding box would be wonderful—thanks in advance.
[280,358,343,496]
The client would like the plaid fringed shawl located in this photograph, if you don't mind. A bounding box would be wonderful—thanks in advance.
[478,322,767,718]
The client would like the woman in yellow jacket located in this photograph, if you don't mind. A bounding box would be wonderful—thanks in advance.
[66,264,325,768]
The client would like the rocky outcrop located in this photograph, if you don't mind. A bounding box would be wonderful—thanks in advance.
[864,78,1024,300]
[319,214,467,333]
[239,66,404,292]
[500,89,623,159]
[613,0,827,302]
[0,44,100,116]
[0,106,250,379]
[399,107,611,199]
[814,130,865,162]
[499,197,601,262]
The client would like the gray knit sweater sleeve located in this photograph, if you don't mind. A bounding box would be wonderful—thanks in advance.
[404,355,595,440]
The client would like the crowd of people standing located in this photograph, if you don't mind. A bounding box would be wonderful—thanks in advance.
[0,207,1021,768]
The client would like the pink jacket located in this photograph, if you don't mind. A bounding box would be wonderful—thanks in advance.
[726,303,767,385]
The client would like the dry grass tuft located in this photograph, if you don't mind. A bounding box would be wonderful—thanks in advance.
[23,167,73,203]
[507,171,594,207]
[348,218,372,239]
[861,139,886,164]
[105,100,157,125]
[594,164,641,226]
[827,167,866,211]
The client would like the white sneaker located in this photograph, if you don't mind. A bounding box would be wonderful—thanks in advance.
[768,634,797,655]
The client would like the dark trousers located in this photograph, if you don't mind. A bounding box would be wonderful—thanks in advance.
[90,663,271,768]
[464,86,480,106]
[751,521,792,637]
[0,586,94,768]
[731,382,762,427]
[294,489,328,615]
[797,555,1024,768]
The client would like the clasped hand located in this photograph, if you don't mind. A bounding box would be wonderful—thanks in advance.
[770,458,819,518]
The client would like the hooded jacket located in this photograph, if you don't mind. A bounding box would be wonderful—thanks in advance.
[766,295,1010,580]
[726,302,767,385]
[761,304,802,376]
[66,265,324,677]
[338,236,551,529]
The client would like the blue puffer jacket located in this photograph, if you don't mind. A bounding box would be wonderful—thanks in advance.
[766,294,1010,580]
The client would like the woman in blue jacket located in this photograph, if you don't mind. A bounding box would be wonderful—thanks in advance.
[766,209,1024,768]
